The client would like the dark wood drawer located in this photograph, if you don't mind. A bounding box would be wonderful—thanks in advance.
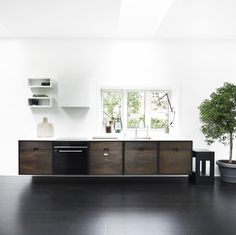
[19,141,52,175]
[20,141,52,151]
[159,141,192,151]
[90,142,122,151]
[159,141,192,174]
[125,142,157,175]
[90,142,123,175]
[125,142,157,150]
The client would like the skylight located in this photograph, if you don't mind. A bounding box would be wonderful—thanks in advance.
[117,0,174,38]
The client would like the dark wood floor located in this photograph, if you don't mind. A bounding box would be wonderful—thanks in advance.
[0,176,236,235]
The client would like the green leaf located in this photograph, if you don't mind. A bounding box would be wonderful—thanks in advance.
[198,82,236,160]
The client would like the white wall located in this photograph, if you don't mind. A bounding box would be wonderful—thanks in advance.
[0,38,235,175]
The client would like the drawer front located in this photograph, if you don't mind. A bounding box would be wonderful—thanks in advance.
[159,141,192,151]
[20,141,52,151]
[125,142,157,150]
[159,142,192,174]
[19,141,52,175]
[90,142,123,175]
[90,142,122,152]
[125,144,157,175]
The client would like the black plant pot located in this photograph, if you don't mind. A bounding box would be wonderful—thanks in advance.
[217,160,236,183]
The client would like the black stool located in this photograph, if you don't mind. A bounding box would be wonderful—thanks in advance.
[189,149,215,185]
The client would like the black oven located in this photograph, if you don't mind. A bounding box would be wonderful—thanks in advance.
[53,142,88,175]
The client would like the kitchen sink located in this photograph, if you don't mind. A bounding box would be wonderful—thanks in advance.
[92,136,118,140]
[132,137,152,140]
[56,137,89,141]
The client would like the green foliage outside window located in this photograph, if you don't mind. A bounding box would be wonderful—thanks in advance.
[128,116,145,129]
[151,118,167,129]
[102,89,170,130]
[102,91,122,125]
[127,92,145,128]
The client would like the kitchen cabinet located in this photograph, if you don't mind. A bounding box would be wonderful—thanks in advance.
[19,140,193,177]
[90,142,123,175]
[124,142,157,175]
[19,141,52,175]
[58,77,90,107]
[159,141,192,174]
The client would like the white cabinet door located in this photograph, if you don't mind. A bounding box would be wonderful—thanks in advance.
[58,77,90,107]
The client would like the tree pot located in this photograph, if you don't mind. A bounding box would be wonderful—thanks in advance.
[217,160,236,183]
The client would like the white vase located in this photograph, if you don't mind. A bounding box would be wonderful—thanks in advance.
[37,117,54,137]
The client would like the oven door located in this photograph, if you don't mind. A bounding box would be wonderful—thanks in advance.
[53,142,88,175]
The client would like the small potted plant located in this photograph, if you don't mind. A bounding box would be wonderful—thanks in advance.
[199,82,236,183]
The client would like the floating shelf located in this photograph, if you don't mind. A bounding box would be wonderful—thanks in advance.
[28,97,53,108]
[28,78,54,88]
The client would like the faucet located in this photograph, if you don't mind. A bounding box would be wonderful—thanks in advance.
[134,125,149,139]
[146,125,149,139]
[135,127,138,139]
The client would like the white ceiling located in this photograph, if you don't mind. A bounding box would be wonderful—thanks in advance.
[0,0,236,38]
[0,0,122,37]
[155,0,236,39]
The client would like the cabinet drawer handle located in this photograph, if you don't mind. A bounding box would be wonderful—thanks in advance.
[54,146,88,149]
[173,148,179,151]
[138,148,144,152]
[33,147,39,152]
[104,148,109,156]
[58,150,83,153]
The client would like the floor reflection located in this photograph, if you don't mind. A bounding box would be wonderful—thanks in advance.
[1,176,236,235]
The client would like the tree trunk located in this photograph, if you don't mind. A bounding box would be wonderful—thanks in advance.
[229,133,233,163]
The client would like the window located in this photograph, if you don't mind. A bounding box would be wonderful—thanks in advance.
[101,89,171,130]
[102,90,122,126]
[150,91,169,129]
[127,92,145,129]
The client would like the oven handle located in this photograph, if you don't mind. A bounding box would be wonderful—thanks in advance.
[54,146,88,149]
[58,150,83,153]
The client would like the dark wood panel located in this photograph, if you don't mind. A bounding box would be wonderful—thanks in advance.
[20,141,52,151]
[19,141,52,175]
[90,142,123,151]
[159,141,192,151]
[125,142,156,150]
[125,142,157,175]
[90,142,123,175]
[159,142,192,174]
[18,140,192,176]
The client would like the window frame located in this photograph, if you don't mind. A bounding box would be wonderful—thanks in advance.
[101,89,171,131]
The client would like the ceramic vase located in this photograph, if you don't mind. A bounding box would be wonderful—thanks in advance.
[37,117,54,137]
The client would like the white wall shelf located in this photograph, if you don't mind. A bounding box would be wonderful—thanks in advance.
[27,78,56,108]
[28,97,53,108]
[28,78,54,88]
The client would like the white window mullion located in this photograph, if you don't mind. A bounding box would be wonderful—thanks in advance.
[123,90,128,130]
[101,90,104,130]
[145,91,151,129]
[167,91,171,126]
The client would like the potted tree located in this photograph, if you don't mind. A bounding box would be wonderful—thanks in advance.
[199,82,236,183]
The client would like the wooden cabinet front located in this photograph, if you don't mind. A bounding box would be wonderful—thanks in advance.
[90,142,123,175]
[159,141,192,174]
[19,141,52,175]
[125,142,157,175]
[19,140,192,176]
